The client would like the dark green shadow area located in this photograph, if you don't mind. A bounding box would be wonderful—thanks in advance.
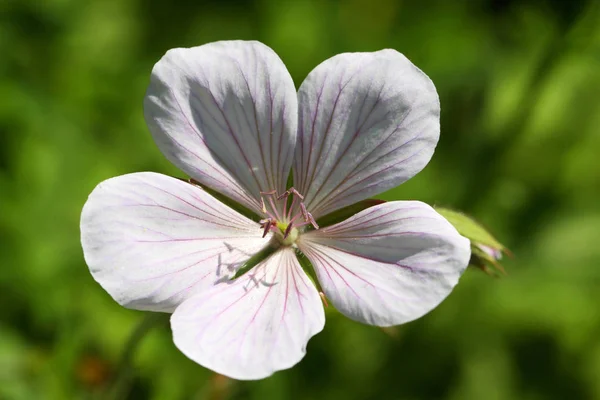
[2,0,600,399]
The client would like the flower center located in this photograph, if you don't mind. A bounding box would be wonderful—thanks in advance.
[259,188,318,246]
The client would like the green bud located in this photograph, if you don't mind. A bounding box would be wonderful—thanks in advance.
[435,207,510,277]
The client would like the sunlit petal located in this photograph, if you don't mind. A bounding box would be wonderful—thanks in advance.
[80,172,269,312]
[145,40,298,214]
[295,50,439,218]
[171,248,325,380]
[299,201,470,326]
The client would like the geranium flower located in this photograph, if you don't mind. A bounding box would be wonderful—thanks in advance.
[81,41,470,380]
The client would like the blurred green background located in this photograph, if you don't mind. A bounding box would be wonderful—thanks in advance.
[1,0,600,399]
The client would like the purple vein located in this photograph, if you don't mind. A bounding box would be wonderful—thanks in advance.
[203,83,265,198]
[236,59,274,192]
[321,208,405,234]
[301,74,328,193]
[304,82,384,211]
[290,263,307,315]
[315,144,428,216]
[143,182,252,229]
[276,102,287,193]
[303,246,364,301]
[330,215,442,236]
[303,70,357,200]
[321,207,431,234]
[308,108,413,216]
[281,255,291,322]
[167,87,256,207]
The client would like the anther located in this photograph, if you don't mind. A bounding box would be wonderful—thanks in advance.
[307,213,319,229]
[277,187,304,200]
[276,190,289,201]
[283,223,294,239]
[300,203,309,221]
[290,187,304,200]
[258,187,319,244]
[262,219,272,238]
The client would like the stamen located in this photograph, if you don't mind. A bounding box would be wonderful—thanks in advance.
[276,187,303,200]
[307,213,319,229]
[276,189,290,201]
[262,220,272,238]
[287,193,298,220]
[268,196,281,220]
[283,223,294,239]
[260,190,282,220]
[277,190,290,217]
[300,203,309,221]
[290,187,304,200]
[258,187,319,245]
[259,191,276,220]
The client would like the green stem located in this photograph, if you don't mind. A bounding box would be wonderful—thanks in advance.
[108,313,168,400]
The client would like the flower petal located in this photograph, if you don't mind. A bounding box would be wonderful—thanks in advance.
[80,172,269,312]
[145,41,298,215]
[298,201,470,326]
[171,248,325,380]
[295,50,440,218]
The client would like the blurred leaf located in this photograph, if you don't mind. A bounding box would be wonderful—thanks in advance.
[436,207,509,276]
[436,207,505,250]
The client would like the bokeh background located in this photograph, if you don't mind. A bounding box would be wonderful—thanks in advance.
[1,0,600,399]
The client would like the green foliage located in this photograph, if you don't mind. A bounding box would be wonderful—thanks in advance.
[1,0,600,399]
[436,207,509,276]
[435,207,505,251]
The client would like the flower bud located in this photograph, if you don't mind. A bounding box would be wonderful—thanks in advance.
[435,207,510,277]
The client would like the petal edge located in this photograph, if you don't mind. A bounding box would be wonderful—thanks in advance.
[80,172,269,312]
[299,201,470,326]
[295,50,440,218]
[145,41,298,215]
[171,248,325,380]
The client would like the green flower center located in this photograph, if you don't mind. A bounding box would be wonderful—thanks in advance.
[258,187,318,247]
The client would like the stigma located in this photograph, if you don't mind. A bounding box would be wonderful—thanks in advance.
[259,187,318,246]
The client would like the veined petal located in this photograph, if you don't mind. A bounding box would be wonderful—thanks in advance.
[298,201,470,326]
[145,41,298,215]
[295,50,440,218]
[171,248,325,380]
[80,172,269,312]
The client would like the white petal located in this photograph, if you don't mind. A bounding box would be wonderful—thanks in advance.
[80,172,269,312]
[171,248,325,380]
[298,201,470,326]
[145,41,298,215]
[295,50,440,218]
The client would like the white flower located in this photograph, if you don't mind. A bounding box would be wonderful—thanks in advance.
[80,41,471,380]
